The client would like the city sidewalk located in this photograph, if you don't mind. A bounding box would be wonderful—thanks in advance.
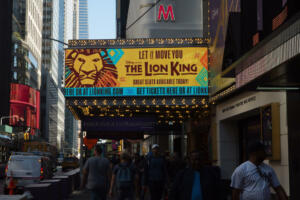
[68,189,150,200]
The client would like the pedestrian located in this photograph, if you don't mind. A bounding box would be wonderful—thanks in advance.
[169,150,221,200]
[80,144,111,200]
[231,142,288,200]
[142,144,168,200]
[109,152,138,200]
[168,152,186,184]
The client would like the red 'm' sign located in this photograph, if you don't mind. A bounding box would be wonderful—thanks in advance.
[157,5,175,21]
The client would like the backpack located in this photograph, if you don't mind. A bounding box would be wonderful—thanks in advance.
[116,165,132,189]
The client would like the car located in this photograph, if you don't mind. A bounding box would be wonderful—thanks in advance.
[61,156,79,171]
[4,152,53,194]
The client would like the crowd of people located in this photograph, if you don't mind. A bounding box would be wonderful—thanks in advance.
[80,143,221,200]
[80,142,288,200]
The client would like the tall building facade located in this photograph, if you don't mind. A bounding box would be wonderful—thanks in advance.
[116,0,130,39]
[126,0,208,38]
[41,0,65,150]
[0,0,43,138]
[78,0,88,39]
[73,0,79,39]
[63,0,79,155]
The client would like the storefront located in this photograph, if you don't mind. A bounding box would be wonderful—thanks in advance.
[215,91,289,194]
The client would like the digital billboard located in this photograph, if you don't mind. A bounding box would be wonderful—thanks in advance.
[9,83,40,134]
[65,47,208,97]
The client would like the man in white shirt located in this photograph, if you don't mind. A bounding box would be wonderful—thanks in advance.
[231,142,288,200]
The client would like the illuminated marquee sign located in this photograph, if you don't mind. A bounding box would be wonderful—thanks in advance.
[157,4,175,21]
[64,47,208,97]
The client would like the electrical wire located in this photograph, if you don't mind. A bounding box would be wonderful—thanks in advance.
[126,0,162,31]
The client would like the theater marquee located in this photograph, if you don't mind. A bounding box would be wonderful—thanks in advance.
[65,47,208,97]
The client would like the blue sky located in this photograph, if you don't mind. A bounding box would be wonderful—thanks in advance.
[88,0,116,39]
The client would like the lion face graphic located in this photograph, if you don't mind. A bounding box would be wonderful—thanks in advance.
[65,49,119,88]
[73,53,103,86]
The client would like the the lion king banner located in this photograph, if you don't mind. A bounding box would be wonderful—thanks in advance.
[65,47,208,97]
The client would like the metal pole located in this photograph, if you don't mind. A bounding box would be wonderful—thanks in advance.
[181,123,185,157]
[79,131,84,174]
[45,37,68,46]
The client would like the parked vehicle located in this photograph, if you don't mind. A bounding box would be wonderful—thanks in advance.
[4,152,53,194]
[23,141,58,172]
[61,156,79,171]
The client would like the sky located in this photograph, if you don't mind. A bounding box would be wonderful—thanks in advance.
[88,0,116,39]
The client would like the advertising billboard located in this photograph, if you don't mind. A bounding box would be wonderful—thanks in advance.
[65,47,208,97]
[9,83,40,133]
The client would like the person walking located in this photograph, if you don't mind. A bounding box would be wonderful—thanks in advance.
[80,144,111,200]
[142,144,168,200]
[231,142,288,200]
[109,152,138,200]
[169,150,221,200]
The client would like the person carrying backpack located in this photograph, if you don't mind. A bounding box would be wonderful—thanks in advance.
[109,152,137,200]
[142,144,168,200]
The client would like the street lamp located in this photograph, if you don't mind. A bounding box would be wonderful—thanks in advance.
[45,37,68,46]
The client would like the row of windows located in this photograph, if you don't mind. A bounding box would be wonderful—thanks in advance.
[29,1,43,30]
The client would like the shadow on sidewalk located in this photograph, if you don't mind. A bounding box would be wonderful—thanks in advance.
[68,190,91,200]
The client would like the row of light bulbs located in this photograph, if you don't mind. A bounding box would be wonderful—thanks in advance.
[68,38,210,47]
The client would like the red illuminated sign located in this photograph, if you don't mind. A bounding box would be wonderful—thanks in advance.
[157,5,175,22]
[9,84,40,134]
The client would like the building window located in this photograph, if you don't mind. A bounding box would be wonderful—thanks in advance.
[14,44,18,53]
[13,56,17,67]
[13,72,17,80]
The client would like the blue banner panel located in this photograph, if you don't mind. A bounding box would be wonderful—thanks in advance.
[65,86,208,97]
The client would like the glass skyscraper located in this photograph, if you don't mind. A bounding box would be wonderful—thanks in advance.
[79,0,88,39]
[0,0,43,138]
[41,0,65,150]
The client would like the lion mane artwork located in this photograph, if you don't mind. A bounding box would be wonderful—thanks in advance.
[65,49,119,88]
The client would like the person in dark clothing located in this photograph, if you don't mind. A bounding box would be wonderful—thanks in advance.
[169,152,186,183]
[169,150,221,200]
[81,145,111,200]
[142,144,168,200]
[109,152,138,200]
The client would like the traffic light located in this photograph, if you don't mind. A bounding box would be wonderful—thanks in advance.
[118,145,122,152]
